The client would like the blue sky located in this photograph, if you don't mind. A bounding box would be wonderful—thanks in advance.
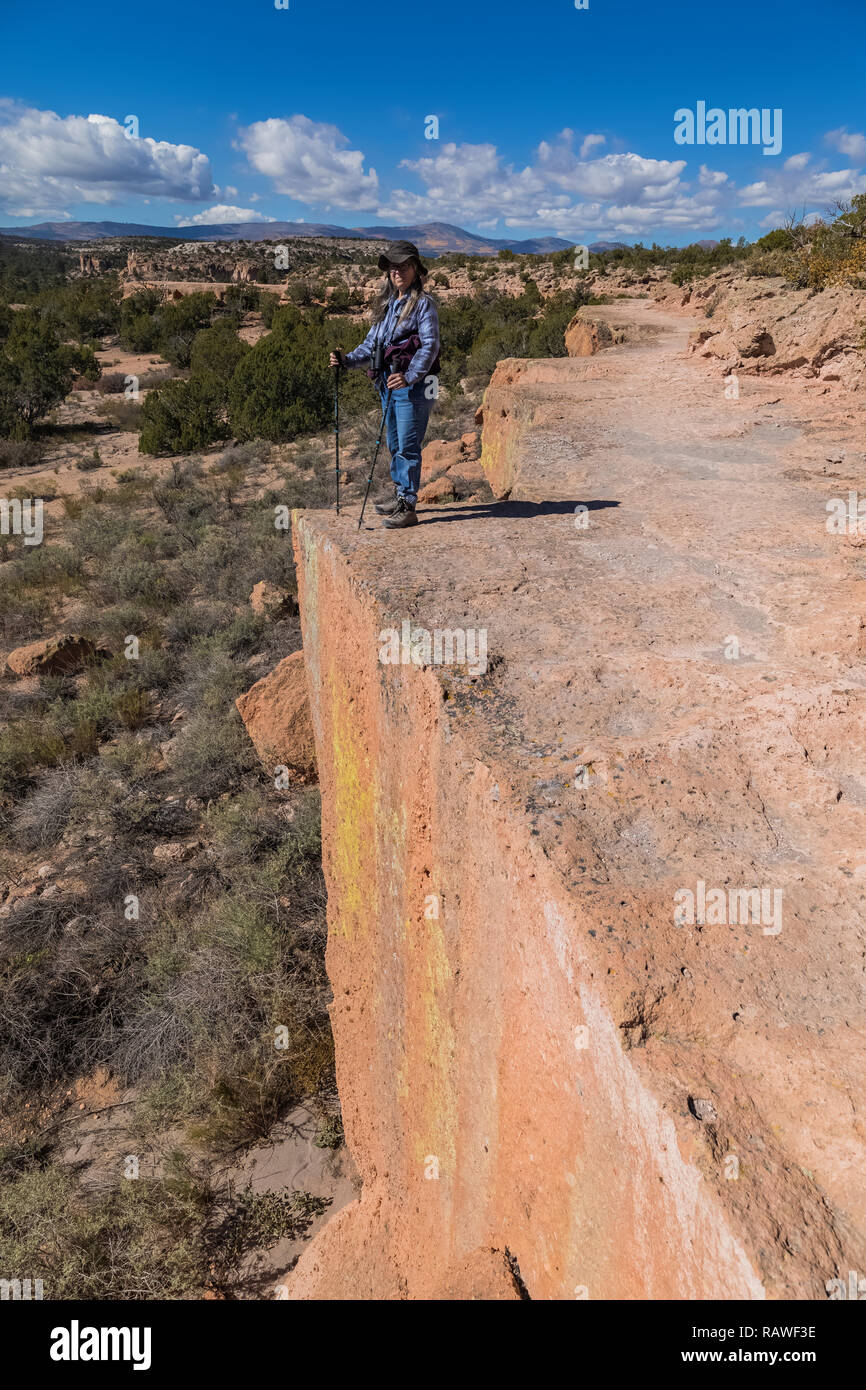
[2,0,865,244]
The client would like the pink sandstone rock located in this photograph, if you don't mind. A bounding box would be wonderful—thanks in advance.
[235,650,317,783]
[5,634,103,677]
[249,580,296,619]
[418,476,457,504]
[285,295,866,1300]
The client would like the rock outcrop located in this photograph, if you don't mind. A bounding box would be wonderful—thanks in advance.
[5,634,105,677]
[235,650,317,783]
[284,296,866,1300]
[232,259,260,283]
[652,271,866,389]
[565,310,616,357]
[249,580,297,619]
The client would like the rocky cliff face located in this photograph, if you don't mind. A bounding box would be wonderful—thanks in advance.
[284,298,866,1300]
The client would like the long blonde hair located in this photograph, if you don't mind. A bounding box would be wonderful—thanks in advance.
[371,261,432,328]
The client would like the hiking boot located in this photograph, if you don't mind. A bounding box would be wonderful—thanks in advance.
[374,487,401,516]
[382,498,418,529]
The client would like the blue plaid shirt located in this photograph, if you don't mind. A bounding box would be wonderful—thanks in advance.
[343,292,440,385]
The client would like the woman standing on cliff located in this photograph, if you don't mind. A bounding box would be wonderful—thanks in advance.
[330,240,440,530]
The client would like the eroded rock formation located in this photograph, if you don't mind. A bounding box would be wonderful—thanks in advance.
[236,650,317,784]
[284,296,866,1300]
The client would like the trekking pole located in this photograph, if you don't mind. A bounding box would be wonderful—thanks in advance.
[333,361,341,515]
[358,385,391,530]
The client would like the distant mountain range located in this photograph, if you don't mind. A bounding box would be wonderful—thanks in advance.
[0,218,626,258]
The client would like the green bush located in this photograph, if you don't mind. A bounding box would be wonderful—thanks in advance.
[139,377,227,455]
[228,305,331,442]
[189,320,250,405]
[0,1157,212,1300]
[0,311,99,439]
[31,278,121,340]
[119,290,217,368]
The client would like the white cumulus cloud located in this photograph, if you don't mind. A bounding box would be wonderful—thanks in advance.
[579,133,606,159]
[699,164,729,187]
[0,101,214,217]
[175,205,275,226]
[826,127,866,161]
[237,115,379,210]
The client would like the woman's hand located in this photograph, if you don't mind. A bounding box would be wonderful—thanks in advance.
[386,371,408,390]
[329,351,342,368]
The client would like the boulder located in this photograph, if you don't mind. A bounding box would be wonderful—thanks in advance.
[420,438,463,482]
[730,323,776,358]
[565,311,614,357]
[418,475,458,504]
[236,649,317,783]
[5,634,104,678]
[250,580,297,619]
[460,431,480,459]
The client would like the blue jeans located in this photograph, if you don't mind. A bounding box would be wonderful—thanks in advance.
[377,379,434,506]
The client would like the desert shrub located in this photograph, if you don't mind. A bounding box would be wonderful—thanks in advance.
[4,479,58,502]
[154,293,218,368]
[0,890,139,1093]
[163,599,233,645]
[798,202,866,289]
[327,285,352,312]
[189,320,250,405]
[68,503,143,560]
[106,555,181,609]
[222,284,262,315]
[260,293,281,327]
[12,760,99,849]
[138,367,180,389]
[30,278,121,340]
[120,290,217,368]
[0,1146,329,1298]
[91,371,127,394]
[0,545,82,642]
[210,438,270,476]
[77,598,154,646]
[227,305,331,442]
[110,789,332,1149]
[75,448,102,471]
[0,310,100,439]
[0,1157,211,1300]
[528,290,588,356]
[0,437,44,468]
[138,377,227,455]
[95,397,143,431]
[0,717,68,797]
[207,1187,329,1276]
[166,645,258,797]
